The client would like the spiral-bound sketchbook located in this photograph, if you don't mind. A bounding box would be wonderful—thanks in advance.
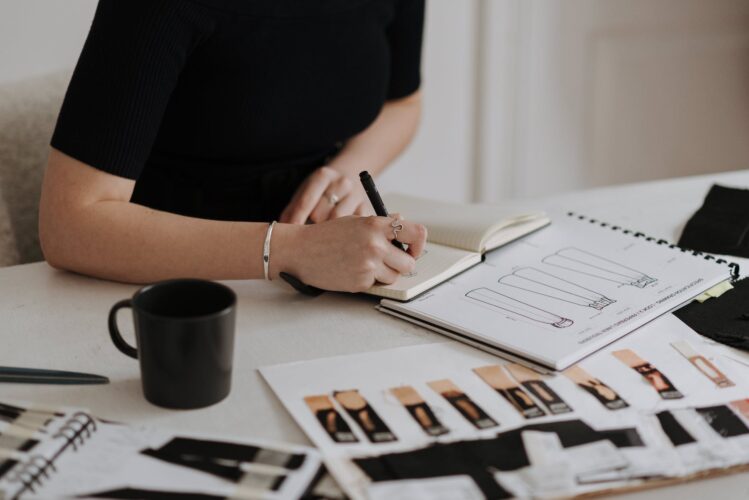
[378,212,738,371]
[0,402,330,499]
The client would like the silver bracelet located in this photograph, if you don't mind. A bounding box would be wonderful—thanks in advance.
[263,221,277,280]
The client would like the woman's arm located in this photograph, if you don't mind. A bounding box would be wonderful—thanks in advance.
[280,90,422,224]
[39,148,426,289]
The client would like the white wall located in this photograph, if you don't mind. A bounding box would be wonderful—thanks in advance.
[0,0,97,84]
[476,0,749,201]
[378,0,478,202]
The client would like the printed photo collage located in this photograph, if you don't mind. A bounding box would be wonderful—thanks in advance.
[261,314,749,498]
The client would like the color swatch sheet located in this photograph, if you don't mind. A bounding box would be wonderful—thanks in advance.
[380,213,731,369]
[261,314,749,499]
[0,403,336,499]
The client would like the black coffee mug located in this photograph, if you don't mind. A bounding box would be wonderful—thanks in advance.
[108,279,236,409]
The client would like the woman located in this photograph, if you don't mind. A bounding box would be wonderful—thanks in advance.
[38,0,427,292]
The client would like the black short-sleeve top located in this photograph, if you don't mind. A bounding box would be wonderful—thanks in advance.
[51,0,425,222]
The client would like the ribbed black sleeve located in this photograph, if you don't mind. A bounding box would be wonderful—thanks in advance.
[50,0,212,180]
[387,0,425,99]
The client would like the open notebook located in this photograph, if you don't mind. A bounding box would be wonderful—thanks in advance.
[367,194,550,300]
[377,212,737,371]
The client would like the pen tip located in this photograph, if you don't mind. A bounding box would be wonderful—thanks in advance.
[359,171,370,179]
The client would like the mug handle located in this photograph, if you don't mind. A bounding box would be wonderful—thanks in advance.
[108,299,138,359]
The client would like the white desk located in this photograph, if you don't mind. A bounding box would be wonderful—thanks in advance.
[3,170,749,499]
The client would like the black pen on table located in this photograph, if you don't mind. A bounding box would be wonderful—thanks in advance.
[359,171,407,252]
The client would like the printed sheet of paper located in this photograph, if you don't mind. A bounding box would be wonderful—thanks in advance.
[0,408,327,500]
[260,313,749,499]
[380,213,730,369]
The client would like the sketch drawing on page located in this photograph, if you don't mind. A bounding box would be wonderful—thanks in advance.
[465,288,573,328]
[498,267,615,310]
[542,247,657,288]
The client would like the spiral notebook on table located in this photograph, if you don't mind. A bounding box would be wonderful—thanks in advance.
[378,212,739,371]
[0,401,331,499]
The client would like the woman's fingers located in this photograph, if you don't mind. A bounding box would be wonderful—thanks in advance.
[310,175,354,222]
[383,218,427,258]
[354,202,375,216]
[307,196,334,224]
[283,168,335,224]
[384,244,416,276]
[329,192,360,219]
[374,262,401,285]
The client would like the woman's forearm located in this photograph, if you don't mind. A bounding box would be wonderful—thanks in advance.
[44,201,274,284]
[39,150,301,284]
[328,91,421,179]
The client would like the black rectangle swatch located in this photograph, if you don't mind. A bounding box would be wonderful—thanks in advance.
[656,411,695,446]
[696,405,749,438]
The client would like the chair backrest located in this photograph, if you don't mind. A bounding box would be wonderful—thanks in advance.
[0,181,19,267]
[0,70,71,266]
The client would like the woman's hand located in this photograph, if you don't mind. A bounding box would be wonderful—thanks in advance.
[273,215,427,292]
[280,166,374,225]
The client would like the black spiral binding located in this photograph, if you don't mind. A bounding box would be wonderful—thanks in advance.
[6,412,97,499]
[567,212,740,282]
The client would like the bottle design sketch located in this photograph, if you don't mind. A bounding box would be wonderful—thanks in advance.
[542,247,657,288]
[465,288,573,328]
[498,267,615,310]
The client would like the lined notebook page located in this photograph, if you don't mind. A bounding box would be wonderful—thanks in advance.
[368,243,480,300]
[385,193,544,252]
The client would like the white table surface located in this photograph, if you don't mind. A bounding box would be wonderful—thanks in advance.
[3,170,749,499]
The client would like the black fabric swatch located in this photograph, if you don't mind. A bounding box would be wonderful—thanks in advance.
[674,277,749,351]
[18,439,38,452]
[141,447,243,482]
[696,405,749,438]
[141,437,304,483]
[78,487,225,499]
[353,419,643,499]
[271,474,287,491]
[656,411,695,446]
[0,459,18,480]
[0,402,24,423]
[679,184,749,257]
